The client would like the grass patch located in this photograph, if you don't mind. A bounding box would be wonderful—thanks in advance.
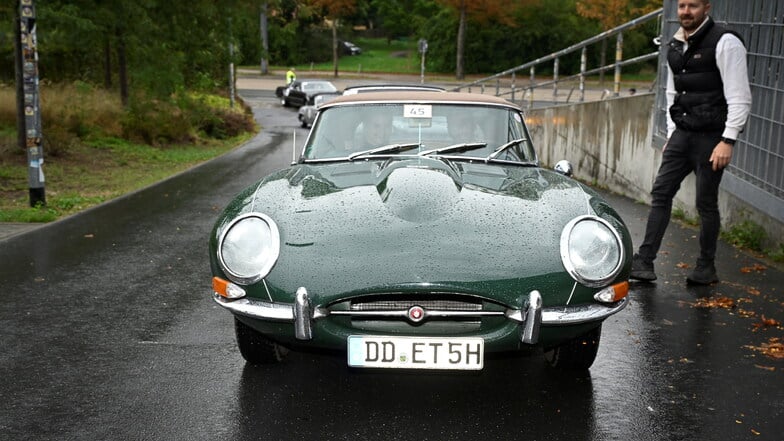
[0,135,251,221]
[721,220,767,252]
[0,82,256,223]
[286,38,421,74]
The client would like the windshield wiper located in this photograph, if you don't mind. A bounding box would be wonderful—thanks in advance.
[485,138,526,162]
[347,143,421,161]
[418,142,488,157]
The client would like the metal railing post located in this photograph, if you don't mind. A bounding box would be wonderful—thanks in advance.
[511,71,516,102]
[529,66,535,109]
[553,58,559,102]
[614,32,623,97]
[580,47,587,102]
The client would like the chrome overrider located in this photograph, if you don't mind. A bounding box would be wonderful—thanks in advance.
[213,287,629,345]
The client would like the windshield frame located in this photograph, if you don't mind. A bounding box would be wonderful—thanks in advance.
[300,98,538,166]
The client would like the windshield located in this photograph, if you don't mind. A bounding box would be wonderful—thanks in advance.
[303,103,536,163]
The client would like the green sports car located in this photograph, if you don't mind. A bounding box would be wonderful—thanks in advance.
[210,91,632,371]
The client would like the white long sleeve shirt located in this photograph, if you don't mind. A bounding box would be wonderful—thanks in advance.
[666,18,752,140]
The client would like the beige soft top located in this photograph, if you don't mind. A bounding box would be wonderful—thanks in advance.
[322,91,519,109]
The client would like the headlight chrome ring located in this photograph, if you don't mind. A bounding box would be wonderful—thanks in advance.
[217,213,280,285]
[560,215,624,288]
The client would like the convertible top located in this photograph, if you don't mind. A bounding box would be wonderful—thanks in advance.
[321,91,520,109]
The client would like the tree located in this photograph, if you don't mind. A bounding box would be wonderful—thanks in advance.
[309,0,357,77]
[576,0,659,30]
[576,0,660,83]
[436,0,535,80]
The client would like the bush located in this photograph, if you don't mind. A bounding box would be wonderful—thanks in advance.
[722,220,767,252]
[121,95,195,145]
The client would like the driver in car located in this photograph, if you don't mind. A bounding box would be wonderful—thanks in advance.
[360,112,393,148]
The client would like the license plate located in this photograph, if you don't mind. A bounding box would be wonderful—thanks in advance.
[347,335,484,370]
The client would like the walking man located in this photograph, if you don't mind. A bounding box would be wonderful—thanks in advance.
[630,0,751,284]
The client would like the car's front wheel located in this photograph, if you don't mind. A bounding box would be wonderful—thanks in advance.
[234,318,289,364]
[544,325,601,370]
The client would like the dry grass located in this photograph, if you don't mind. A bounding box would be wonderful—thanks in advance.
[0,83,255,222]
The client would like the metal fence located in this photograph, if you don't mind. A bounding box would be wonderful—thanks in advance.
[454,1,784,225]
[653,0,784,223]
[451,9,663,108]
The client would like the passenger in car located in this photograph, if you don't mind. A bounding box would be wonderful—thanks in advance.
[447,112,483,143]
[359,112,393,148]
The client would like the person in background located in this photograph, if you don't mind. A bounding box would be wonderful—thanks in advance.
[286,67,296,85]
[630,0,751,285]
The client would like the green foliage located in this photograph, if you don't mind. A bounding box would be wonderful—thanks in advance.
[0,206,59,223]
[721,220,767,252]
[769,244,784,263]
[303,37,420,73]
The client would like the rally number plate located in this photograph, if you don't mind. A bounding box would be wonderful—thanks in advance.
[347,335,484,370]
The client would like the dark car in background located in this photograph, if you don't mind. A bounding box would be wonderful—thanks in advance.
[281,80,338,108]
[340,40,362,56]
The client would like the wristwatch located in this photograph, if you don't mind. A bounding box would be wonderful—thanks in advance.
[720,137,736,145]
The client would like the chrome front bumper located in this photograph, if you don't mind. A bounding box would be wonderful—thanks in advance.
[213,288,629,345]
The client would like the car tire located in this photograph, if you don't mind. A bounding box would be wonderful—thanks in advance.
[544,325,601,370]
[301,120,308,128]
[281,98,288,107]
[234,318,289,364]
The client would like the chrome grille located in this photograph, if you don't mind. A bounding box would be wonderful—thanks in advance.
[350,299,482,311]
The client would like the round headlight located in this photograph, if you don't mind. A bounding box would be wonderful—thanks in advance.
[218,213,280,284]
[560,216,623,287]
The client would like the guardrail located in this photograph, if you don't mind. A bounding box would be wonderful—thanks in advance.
[451,8,663,108]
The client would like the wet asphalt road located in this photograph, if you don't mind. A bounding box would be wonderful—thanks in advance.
[1,88,782,441]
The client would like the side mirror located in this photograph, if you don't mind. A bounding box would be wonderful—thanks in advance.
[554,160,573,177]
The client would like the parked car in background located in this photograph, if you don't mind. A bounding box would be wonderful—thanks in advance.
[210,91,632,371]
[342,84,446,95]
[281,80,338,108]
[297,92,342,128]
[340,40,362,56]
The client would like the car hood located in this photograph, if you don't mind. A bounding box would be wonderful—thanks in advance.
[225,157,616,306]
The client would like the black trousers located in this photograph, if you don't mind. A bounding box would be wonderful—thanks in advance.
[638,128,725,266]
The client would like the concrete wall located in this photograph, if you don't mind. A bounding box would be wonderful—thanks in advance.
[526,93,784,249]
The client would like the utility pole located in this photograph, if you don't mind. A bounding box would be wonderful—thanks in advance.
[418,39,428,84]
[15,0,45,207]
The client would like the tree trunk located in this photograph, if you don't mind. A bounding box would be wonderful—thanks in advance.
[456,1,466,80]
[117,29,128,106]
[332,19,339,78]
[260,2,269,75]
[103,36,112,89]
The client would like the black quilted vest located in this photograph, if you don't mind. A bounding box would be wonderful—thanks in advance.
[667,17,734,132]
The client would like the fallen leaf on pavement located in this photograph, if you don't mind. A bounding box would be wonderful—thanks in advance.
[676,262,690,269]
[740,264,767,273]
[692,296,735,309]
[751,316,781,329]
[744,338,784,359]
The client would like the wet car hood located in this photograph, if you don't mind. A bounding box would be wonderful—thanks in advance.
[229,157,611,305]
